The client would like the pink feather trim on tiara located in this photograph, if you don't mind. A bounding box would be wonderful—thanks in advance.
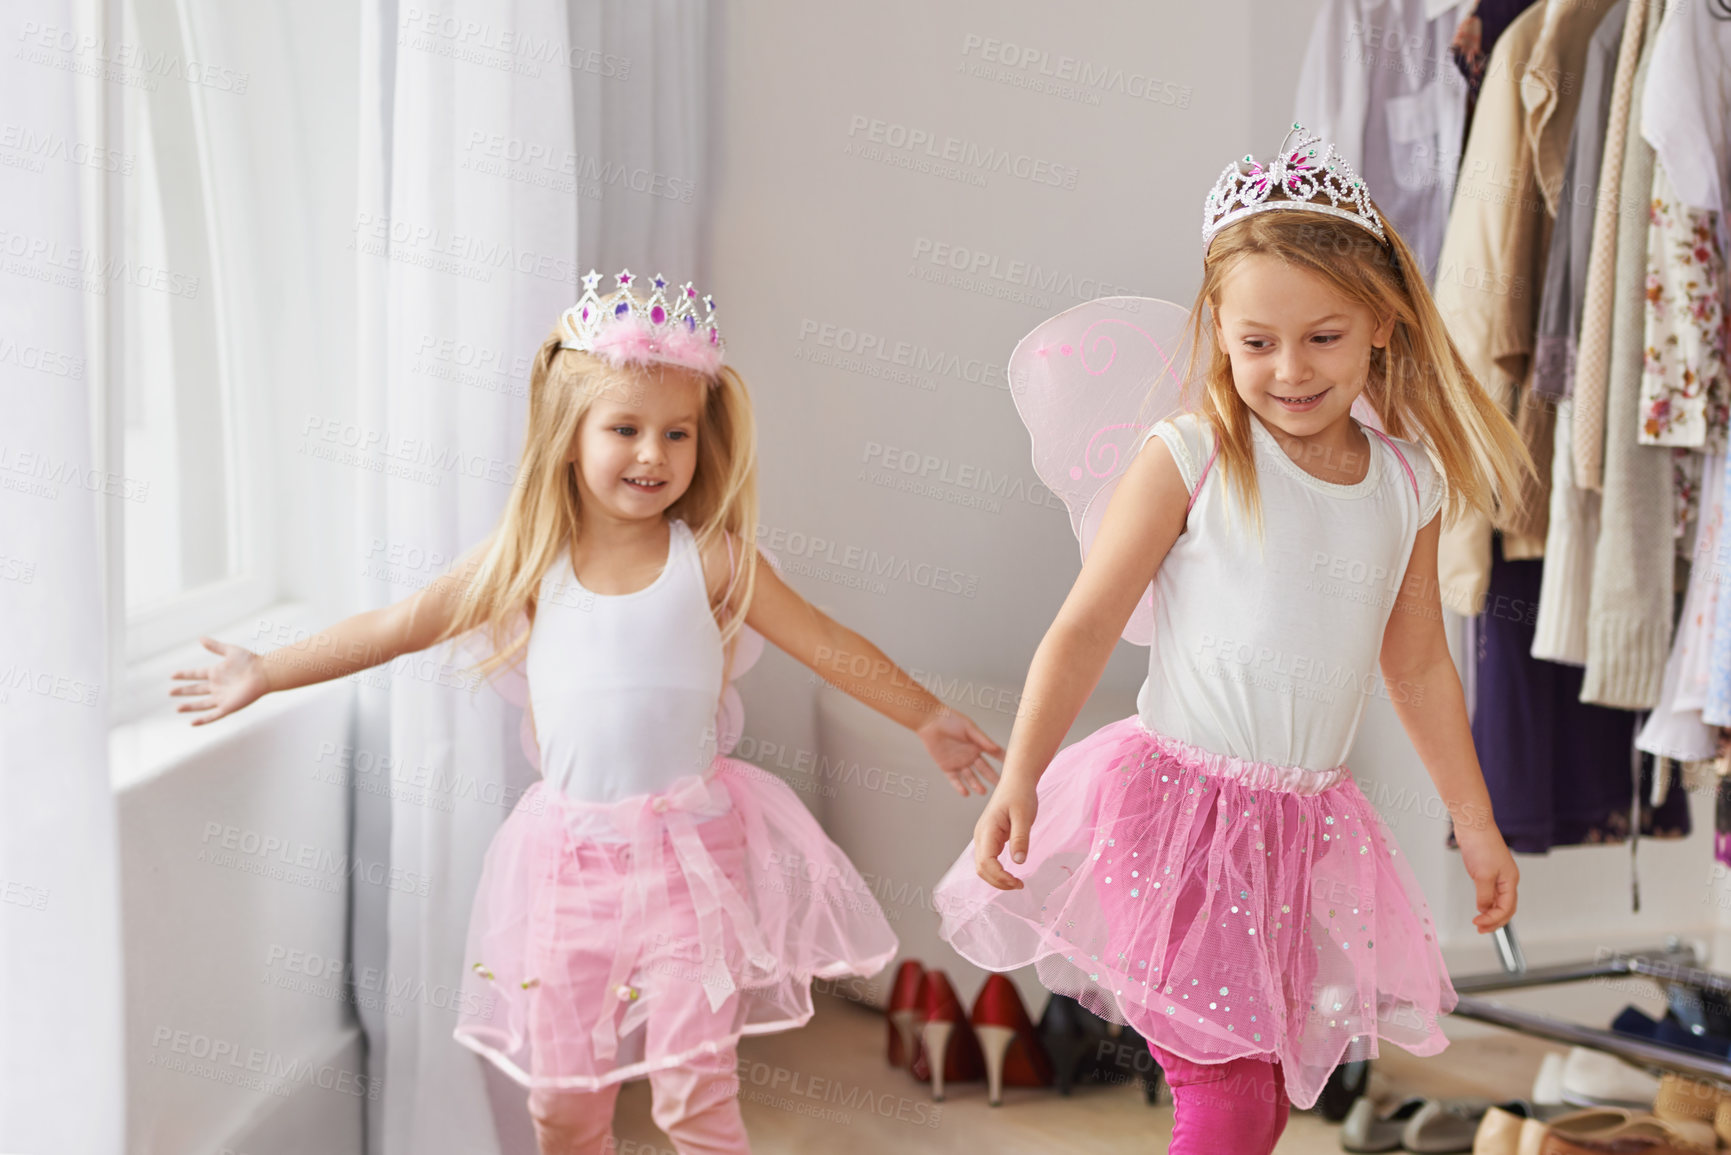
[560,268,726,377]
[587,317,725,376]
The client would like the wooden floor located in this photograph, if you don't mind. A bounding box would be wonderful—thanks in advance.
[605,992,1570,1154]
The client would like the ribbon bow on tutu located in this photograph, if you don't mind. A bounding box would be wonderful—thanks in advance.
[589,772,780,1064]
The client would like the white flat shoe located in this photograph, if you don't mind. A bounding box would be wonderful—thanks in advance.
[1531,1051,1566,1107]
[1558,1047,1661,1110]
[1401,1098,1494,1153]
[1340,1095,1427,1152]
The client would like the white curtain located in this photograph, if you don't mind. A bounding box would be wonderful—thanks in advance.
[0,0,126,1148]
[354,3,710,1151]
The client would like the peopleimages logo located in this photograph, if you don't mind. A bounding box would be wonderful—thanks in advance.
[844,115,1080,189]
[795,319,1006,390]
[957,35,1193,108]
[396,7,631,78]
[755,525,980,599]
[908,236,1138,306]
[15,20,251,93]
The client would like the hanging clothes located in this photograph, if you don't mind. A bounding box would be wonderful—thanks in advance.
[1716,768,1731,871]
[1435,5,1550,615]
[1638,0,1731,220]
[1581,0,1673,710]
[1638,749,1694,841]
[1470,532,1642,851]
[1452,0,1544,124]
[1677,460,1727,720]
[1294,0,1471,281]
[1522,0,1618,214]
[1434,0,1620,614]
[1638,452,1727,761]
[1532,0,1627,402]
[1637,163,1729,449]
[1314,0,1723,865]
[1571,0,1654,489]
[1532,398,1601,663]
[1529,4,1627,666]
[1466,525,1690,865]
[1703,455,1731,724]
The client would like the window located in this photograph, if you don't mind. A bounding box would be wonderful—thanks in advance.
[95,0,272,677]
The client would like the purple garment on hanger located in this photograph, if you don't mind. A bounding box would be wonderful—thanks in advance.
[1475,0,1541,56]
[1717,776,1731,869]
[1457,0,1543,122]
[1467,533,1681,852]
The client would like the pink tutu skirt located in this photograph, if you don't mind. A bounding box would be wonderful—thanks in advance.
[933,717,1456,1110]
[453,757,899,1091]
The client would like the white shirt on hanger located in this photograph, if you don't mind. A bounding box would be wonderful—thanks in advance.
[1640,0,1730,218]
[1293,0,1474,281]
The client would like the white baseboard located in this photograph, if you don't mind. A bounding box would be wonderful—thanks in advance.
[199,1027,367,1155]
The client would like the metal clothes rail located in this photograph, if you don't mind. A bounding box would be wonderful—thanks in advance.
[1444,924,1731,1085]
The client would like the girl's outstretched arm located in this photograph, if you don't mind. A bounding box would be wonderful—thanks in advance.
[170,549,487,726]
[1378,514,1518,933]
[973,435,1191,889]
[726,539,1005,798]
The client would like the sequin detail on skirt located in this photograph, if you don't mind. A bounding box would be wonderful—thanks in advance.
[933,717,1455,1109]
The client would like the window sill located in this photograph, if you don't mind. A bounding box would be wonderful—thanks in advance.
[110,600,353,794]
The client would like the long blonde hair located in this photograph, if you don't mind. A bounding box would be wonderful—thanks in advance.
[436,329,761,682]
[1185,209,1534,538]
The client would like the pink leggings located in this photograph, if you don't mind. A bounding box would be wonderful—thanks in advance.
[1149,1045,1290,1155]
[527,1051,749,1155]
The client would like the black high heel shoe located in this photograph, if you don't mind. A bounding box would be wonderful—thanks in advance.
[1036,993,1110,1095]
[1112,1020,1164,1105]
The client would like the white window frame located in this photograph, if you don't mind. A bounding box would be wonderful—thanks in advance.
[83,0,277,728]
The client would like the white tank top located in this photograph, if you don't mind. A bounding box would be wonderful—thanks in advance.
[1136,412,1444,772]
[527,518,728,808]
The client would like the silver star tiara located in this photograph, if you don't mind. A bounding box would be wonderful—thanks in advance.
[558,268,724,375]
[1202,123,1386,251]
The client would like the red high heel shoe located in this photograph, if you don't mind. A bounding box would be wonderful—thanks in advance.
[909,969,983,1101]
[970,974,1054,1106]
[885,959,924,1068]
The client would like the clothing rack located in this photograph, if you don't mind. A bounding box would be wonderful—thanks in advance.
[1443,924,1731,1084]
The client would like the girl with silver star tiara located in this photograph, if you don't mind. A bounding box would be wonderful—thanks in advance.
[171,270,1003,1154]
[933,125,1533,1153]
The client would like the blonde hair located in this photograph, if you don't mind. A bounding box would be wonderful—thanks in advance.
[435,329,761,684]
[1184,208,1535,539]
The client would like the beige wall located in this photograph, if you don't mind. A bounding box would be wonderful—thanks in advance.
[710,0,1717,963]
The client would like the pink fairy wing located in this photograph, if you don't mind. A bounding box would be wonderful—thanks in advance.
[449,611,541,769]
[713,545,784,756]
[1009,297,1197,645]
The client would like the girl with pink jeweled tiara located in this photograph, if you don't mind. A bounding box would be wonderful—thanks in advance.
[932,125,1535,1154]
[171,270,1004,1154]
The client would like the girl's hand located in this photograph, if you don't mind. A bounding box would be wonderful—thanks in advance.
[916,707,1005,797]
[1455,823,1518,933]
[973,774,1037,890]
[171,636,272,726]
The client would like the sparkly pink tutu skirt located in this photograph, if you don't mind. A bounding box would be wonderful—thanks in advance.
[453,757,899,1091]
[933,717,1456,1110]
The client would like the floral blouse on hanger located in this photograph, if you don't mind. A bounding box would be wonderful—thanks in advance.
[1640,161,1729,452]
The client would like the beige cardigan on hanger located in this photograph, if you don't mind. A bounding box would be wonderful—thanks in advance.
[1580,0,1672,710]
[1570,0,1651,490]
[1433,0,1618,615]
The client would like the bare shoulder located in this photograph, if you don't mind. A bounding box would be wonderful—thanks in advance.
[1116,426,1191,529]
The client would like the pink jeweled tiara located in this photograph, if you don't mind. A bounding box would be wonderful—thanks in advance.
[1201,123,1386,251]
[558,268,725,375]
